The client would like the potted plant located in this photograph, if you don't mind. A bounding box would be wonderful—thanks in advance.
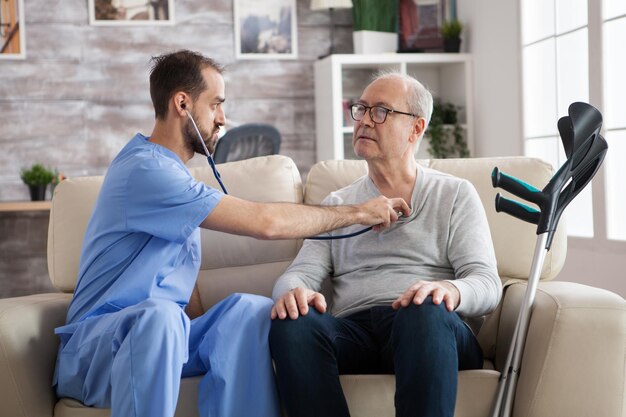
[425,100,469,158]
[20,163,55,201]
[440,19,463,53]
[352,0,398,54]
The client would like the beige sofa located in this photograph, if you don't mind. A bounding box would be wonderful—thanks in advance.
[0,155,624,417]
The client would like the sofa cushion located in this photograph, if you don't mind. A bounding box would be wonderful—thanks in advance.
[54,376,201,417]
[304,157,566,282]
[54,371,499,417]
[47,176,104,293]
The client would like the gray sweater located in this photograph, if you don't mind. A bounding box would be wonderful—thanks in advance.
[272,164,502,319]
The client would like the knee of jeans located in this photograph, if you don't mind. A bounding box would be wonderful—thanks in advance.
[269,310,325,353]
[393,297,451,333]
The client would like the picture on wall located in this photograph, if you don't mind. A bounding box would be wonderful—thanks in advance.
[0,0,25,59]
[234,0,298,60]
[398,0,444,52]
[89,0,174,26]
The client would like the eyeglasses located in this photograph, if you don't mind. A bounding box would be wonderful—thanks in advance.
[350,103,418,124]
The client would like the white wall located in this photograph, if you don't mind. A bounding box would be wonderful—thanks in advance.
[559,241,626,297]
[459,0,523,157]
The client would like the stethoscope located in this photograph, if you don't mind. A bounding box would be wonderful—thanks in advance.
[185,108,378,240]
[185,108,229,195]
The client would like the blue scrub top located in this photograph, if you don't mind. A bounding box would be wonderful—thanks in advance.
[58,133,223,331]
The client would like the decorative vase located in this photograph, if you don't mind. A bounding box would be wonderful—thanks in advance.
[28,185,47,201]
[353,30,398,54]
[443,37,461,53]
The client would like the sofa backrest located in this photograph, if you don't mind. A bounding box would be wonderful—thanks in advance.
[47,155,303,309]
[304,157,566,282]
[189,156,303,307]
[47,154,566,311]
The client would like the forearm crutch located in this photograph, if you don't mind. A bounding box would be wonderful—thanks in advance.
[489,102,608,417]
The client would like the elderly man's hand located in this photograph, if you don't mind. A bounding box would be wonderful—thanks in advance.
[391,280,460,312]
[271,287,327,320]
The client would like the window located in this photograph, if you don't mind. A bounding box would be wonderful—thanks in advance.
[603,3,626,240]
[522,0,626,242]
[521,0,592,237]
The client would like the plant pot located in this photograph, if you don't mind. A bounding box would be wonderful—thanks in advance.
[353,30,398,54]
[443,37,461,53]
[28,185,47,201]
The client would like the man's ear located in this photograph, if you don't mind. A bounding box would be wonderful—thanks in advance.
[409,117,426,144]
[173,92,190,116]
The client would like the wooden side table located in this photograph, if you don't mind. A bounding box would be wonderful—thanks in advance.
[0,201,52,212]
[0,201,56,298]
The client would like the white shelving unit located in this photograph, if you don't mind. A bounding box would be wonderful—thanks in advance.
[314,53,473,161]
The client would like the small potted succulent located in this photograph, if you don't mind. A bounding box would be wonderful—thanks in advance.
[20,163,55,201]
[441,19,463,53]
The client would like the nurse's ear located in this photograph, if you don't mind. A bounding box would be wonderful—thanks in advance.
[173,93,190,117]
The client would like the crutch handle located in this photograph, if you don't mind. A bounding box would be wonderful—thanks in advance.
[495,193,540,225]
[491,167,542,205]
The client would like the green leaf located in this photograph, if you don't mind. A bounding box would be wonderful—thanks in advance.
[441,19,463,39]
[352,0,398,33]
[20,163,55,186]
[426,100,469,159]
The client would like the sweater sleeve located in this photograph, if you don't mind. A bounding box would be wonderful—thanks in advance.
[272,194,337,300]
[446,180,502,317]
[271,238,333,300]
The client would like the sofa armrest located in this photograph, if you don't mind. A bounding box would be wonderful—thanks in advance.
[0,293,72,417]
[498,281,625,417]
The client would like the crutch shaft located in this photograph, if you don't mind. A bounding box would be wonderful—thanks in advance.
[491,233,549,417]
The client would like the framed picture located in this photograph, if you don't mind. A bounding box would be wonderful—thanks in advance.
[398,0,445,52]
[233,0,298,60]
[0,0,26,60]
[89,0,174,26]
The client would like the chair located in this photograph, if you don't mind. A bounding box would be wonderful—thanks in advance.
[213,123,281,163]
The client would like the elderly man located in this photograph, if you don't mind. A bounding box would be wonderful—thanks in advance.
[269,72,501,417]
[52,51,409,417]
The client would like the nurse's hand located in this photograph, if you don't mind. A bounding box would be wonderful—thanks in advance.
[271,288,326,320]
[358,196,411,231]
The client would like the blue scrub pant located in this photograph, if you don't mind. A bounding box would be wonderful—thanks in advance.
[269,299,483,417]
[55,293,280,417]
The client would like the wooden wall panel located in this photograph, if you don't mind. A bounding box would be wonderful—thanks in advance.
[0,0,353,298]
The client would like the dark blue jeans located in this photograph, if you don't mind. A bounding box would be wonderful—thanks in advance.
[269,298,483,417]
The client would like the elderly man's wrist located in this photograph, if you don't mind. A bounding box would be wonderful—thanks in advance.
[443,280,461,308]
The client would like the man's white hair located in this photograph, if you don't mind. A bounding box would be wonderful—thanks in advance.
[370,71,434,132]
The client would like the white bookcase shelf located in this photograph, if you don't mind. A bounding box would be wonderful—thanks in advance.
[314,53,474,161]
